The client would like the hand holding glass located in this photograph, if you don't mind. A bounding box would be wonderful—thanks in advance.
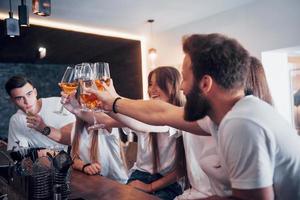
[54,66,79,115]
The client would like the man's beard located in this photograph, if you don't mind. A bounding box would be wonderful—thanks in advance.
[184,83,211,121]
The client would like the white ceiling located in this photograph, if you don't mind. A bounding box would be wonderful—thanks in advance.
[0,0,256,36]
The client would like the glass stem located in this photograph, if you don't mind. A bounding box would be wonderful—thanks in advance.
[93,110,97,126]
[59,105,64,113]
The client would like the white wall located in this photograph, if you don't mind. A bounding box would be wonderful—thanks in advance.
[262,51,292,123]
[152,0,300,124]
[154,0,300,67]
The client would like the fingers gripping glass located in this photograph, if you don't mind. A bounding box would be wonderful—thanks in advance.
[54,66,79,115]
[94,62,111,96]
[78,63,102,131]
[90,63,111,130]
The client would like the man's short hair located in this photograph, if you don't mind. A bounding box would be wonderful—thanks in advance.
[5,75,33,96]
[183,33,250,90]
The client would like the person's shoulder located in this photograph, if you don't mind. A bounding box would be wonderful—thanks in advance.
[41,96,60,103]
[9,110,24,123]
[41,97,61,109]
[223,96,274,125]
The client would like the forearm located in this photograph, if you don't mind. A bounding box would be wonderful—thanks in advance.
[72,157,86,171]
[109,112,169,133]
[72,110,95,125]
[151,167,184,192]
[46,123,73,145]
[198,196,240,200]
[115,99,210,136]
[199,186,275,200]
[114,99,168,126]
[47,127,70,145]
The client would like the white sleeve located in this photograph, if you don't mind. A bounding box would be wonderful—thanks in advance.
[7,116,29,150]
[112,113,170,133]
[219,119,275,189]
[196,116,211,132]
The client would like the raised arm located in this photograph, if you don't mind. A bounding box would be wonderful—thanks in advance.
[27,113,73,145]
[110,98,209,136]
[86,79,209,136]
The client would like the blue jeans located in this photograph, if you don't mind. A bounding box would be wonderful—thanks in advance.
[127,170,183,200]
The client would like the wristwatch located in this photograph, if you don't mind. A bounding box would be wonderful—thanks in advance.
[41,126,51,136]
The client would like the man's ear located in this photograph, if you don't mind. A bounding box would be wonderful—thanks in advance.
[33,88,38,97]
[198,75,213,94]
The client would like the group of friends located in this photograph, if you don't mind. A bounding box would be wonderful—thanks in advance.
[4,33,300,200]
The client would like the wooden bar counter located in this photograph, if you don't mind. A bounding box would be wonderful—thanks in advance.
[70,170,159,200]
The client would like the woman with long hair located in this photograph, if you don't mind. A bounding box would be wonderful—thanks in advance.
[109,66,186,200]
[70,118,128,184]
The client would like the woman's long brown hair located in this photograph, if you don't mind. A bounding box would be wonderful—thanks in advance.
[246,56,273,105]
[148,66,185,173]
[71,116,99,163]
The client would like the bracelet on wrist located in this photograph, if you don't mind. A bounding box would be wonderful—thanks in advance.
[81,163,91,173]
[112,97,122,113]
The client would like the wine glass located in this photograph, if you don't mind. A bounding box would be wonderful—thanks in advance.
[54,66,79,115]
[79,63,101,130]
[25,108,36,133]
[94,62,110,112]
[88,62,111,130]
[94,62,111,93]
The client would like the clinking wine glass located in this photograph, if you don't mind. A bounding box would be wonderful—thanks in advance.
[79,63,102,130]
[54,66,79,115]
[94,62,110,92]
[94,62,110,112]
[79,63,95,113]
[90,62,111,130]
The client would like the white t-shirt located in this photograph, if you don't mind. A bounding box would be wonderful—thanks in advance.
[202,96,300,199]
[128,127,180,176]
[176,132,215,199]
[197,117,232,197]
[73,127,128,184]
[7,97,75,150]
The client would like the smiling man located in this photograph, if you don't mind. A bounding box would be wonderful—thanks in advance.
[5,75,75,150]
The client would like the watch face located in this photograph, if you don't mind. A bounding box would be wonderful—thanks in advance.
[42,126,51,136]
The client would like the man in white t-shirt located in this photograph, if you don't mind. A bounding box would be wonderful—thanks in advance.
[179,34,300,200]
[5,75,75,150]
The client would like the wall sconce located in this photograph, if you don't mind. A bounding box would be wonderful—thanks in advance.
[38,47,46,59]
[18,0,29,27]
[32,0,51,16]
[147,19,157,68]
[4,0,20,37]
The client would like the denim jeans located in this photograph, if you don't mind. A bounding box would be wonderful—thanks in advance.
[127,170,183,200]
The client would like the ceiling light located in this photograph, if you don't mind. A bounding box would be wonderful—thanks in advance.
[4,0,20,37]
[18,0,29,27]
[32,0,51,16]
[147,19,157,68]
[148,48,157,61]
